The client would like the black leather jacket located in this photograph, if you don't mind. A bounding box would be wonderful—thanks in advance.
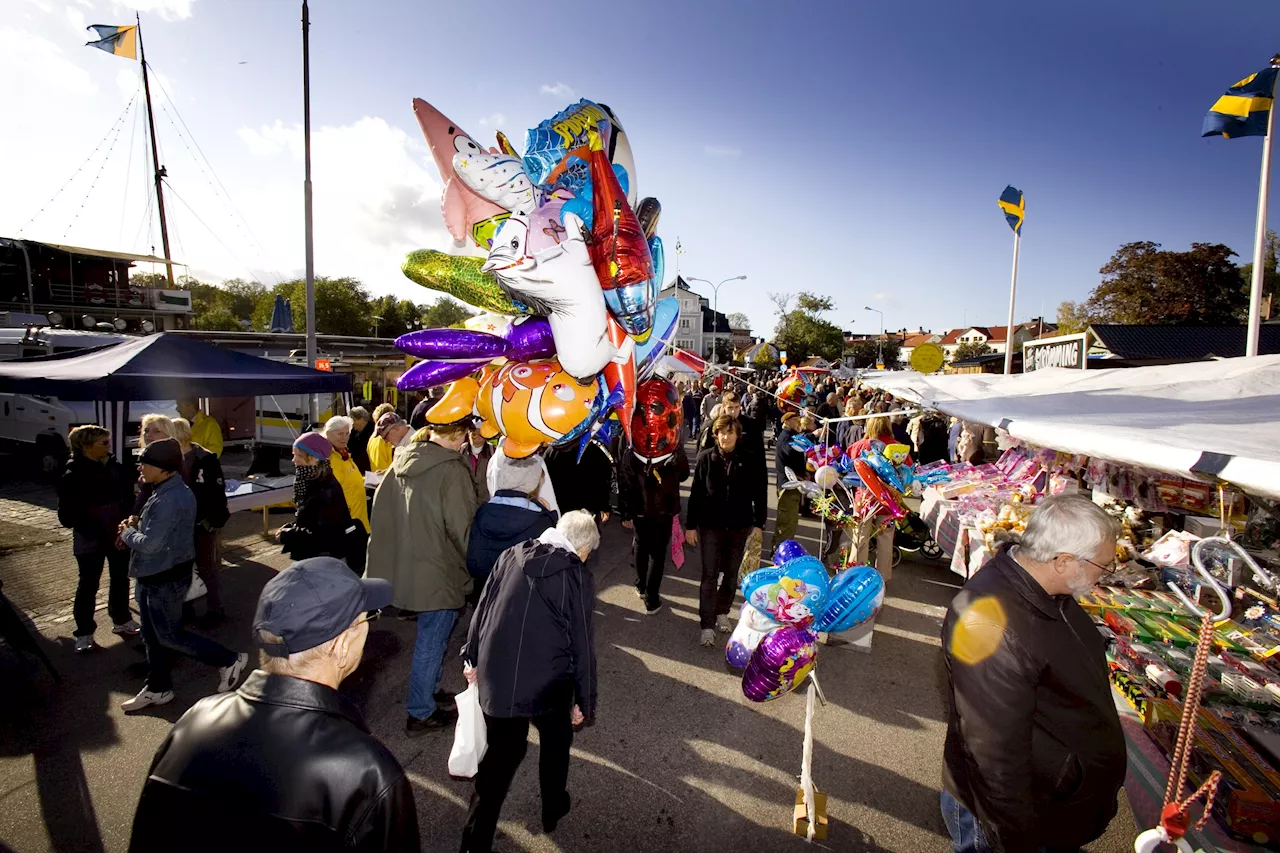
[129,671,418,853]
[942,547,1125,853]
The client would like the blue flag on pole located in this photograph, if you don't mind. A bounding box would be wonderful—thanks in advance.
[1202,67,1278,139]
[997,186,1024,235]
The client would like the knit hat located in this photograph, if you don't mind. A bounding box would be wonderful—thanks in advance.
[139,437,183,471]
[293,431,332,460]
[375,412,404,438]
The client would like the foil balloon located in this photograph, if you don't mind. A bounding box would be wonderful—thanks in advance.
[602,319,637,440]
[586,130,655,342]
[772,539,808,566]
[814,566,885,634]
[463,313,513,334]
[742,557,830,626]
[411,98,509,248]
[635,297,678,380]
[647,235,664,303]
[860,450,906,495]
[741,624,818,703]
[427,360,602,458]
[853,457,908,521]
[394,317,557,385]
[814,465,840,490]
[483,211,616,380]
[726,603,780,670]
[635,197,661,240]
[599,103,638,208]
[453,147,535,215]
[524,99,614,188]
[883,443,912,465]
[631,378,682,462]
[401,250,524,316]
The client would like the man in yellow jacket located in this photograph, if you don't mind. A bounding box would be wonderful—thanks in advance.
[177,399,223,457]
[366,403,397,473]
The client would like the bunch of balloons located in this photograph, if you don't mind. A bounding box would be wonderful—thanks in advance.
[395,97,679,459]
[784,435,951,523]
[729,540,884,702]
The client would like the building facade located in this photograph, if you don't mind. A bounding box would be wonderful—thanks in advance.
[656,276,739,359]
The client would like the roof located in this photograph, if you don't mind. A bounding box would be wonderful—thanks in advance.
[10,239,179,267]
[1089,324,1280,361]
[701,306,730,334]
[941,326,1008,344]
[0,333,349,399]
[903,333,940,348]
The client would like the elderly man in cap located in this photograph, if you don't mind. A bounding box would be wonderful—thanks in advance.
[128,557,416,852]
[118,438,246,713]
[375,412,413,461]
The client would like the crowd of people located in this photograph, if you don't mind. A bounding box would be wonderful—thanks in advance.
[53,375,1126,853]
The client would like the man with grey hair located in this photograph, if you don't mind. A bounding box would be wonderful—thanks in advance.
[128,557,418,850]
[459,510,598,852]
[940,495,1125,853]
[465,455,558,587]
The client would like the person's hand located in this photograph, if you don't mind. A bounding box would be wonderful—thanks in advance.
[127,515,140,528]
[599,512,610,524]
[463,663,478,685]
[571,705,585,726]
[621,519,633,530]
[685,529,698,547]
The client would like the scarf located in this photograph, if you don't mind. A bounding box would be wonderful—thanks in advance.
[335,447,351,461]
[293,459,331,511]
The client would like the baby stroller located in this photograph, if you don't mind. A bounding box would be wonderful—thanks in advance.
[893,510,945,561]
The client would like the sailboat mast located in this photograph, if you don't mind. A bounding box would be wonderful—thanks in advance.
[136,13,174,286]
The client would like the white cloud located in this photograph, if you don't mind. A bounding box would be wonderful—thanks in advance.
[0,26,96,95]
[540,82,575,99]
[703,145,742,157]
[477,112,505,129]
[65,5,86,35]
[19,0,54,12]
[111,0,194,21]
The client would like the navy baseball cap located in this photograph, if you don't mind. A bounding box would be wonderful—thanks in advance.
[253,557,393,657]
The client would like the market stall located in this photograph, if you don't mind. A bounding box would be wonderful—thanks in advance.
[859,358,1280,850]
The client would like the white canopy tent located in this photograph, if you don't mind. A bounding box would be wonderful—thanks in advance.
[860,356,1280,501]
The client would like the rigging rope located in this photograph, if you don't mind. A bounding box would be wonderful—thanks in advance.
[163,183,270,285]
[63,97,134,240]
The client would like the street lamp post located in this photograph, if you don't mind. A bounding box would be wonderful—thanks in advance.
[864,306,884,367]
[688,275,747,365]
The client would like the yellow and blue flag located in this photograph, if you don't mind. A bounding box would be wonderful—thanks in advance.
[997,185,1024,235]
[1202,67,1278,139]
[85,25,137,60]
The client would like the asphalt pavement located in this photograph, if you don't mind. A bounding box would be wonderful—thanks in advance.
[0,445,1143,852]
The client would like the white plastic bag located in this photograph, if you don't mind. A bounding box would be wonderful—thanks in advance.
[184,571,208,603]
[448,683,487,778]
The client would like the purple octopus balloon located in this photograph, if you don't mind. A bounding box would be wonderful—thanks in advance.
[504,316,556,361]
[741,624,818,703]
[394,317,555,363]
[397,359,484,390]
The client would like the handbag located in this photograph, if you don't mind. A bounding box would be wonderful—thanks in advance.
[671,516,686,571]
[184,570,208,603]
[448,683,488,778]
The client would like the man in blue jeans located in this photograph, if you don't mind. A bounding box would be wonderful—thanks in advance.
[367,420,479,735]
[118,439,247,713]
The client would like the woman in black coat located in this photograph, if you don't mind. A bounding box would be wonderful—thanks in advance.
[279,432,359,568]
[617,445,690,615]
[58,425,140,652]
[685,416,767,647]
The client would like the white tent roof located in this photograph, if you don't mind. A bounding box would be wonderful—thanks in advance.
[654,354,701,375]
[860,356,1280,500]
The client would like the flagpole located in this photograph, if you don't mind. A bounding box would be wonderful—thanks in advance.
[1246,55,1280,358]
[1003,230,1020,375]
[135,13,175,287]
[301,0,317,420]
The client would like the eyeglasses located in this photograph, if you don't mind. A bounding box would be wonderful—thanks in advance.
[355,609,382,627]
[1079,556,1119,575]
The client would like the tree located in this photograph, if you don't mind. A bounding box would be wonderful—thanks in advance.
[771,291,845,362]
[192,306,242,331]
[843,338,903,368]
[418,296,474,329]
[752,347,779,370]
[952,341,994,362]
[250,277,373,336]
[726,311,751,332]
[1239,228,1280,320]
[710,337,734,363]
[218,278,267,320]
[1083,241,1246,325]
[1056,300,1092,334]
[369,294,419,339]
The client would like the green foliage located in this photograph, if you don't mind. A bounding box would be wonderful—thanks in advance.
[725,311,751,331]
[843,339,902,368]
[130,272,168,288]
[192,306,243,331]
[1084,241,1246,325]
[952,341,994,362]
[752,347,779,370]
[418,296,474,329]
[1055,300,1091,334]
[250,277,373,336]
[1239,229,1280,316]
[771,290,845,362]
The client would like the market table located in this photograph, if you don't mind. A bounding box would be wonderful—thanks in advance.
[225,476,294,535]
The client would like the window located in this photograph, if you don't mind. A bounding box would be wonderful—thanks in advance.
[679,318,691,329]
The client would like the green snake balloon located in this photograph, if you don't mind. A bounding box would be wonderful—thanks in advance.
[401,250,528,316]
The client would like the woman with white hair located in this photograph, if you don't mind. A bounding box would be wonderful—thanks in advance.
[324,415,370,574]
[465,455,558,587]
[459,510,599,852]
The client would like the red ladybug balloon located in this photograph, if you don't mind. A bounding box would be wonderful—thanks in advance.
[631,379,682,461]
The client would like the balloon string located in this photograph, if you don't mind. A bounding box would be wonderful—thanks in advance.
[801,677,817,842]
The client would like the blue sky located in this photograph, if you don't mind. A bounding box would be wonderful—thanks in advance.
[7,0,1280,340]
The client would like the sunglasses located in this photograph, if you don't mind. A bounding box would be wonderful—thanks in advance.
[355,609,382,627]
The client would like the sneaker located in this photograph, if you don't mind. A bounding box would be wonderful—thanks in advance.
[112,620,142,636]
[716,614,733,633]
[644,602,663,616]
[121,688,174,713]
[405,708,456,737]
[700,629,717,647]
[217,652,249,694]
[74,635,97,654]
[634,585,645,600]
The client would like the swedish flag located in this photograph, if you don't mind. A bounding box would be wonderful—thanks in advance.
[1202,67,1278,139]
[85,25,137,60]
[997,186,1024,235]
